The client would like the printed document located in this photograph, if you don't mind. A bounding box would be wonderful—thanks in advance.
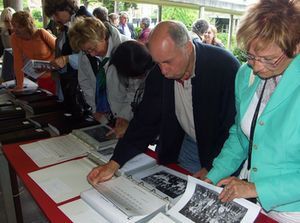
[21,134,91,167]
[28,158,96,203]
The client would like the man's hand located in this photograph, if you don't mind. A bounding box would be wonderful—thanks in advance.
[217,176,257,202]
[193,167,208,180]
[87,160,120,186]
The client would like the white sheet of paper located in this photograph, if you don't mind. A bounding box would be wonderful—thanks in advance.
[1,77,38,89]
[28,158,96,203]
[59,199,110,223]
[21,134,92,167]
[147,212,176,223]
[118,153,157,176]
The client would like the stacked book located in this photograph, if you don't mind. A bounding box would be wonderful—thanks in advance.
[0,104,50,144]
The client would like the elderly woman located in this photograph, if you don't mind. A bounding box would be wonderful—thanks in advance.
[205,0,300,222]
[69,17,134,135]
[137,17,151,44]
[10,11,56,93]
[0,7,15,48]
[203,25,224,48]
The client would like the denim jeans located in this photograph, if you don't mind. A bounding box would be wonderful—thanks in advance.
[178,134,201,174]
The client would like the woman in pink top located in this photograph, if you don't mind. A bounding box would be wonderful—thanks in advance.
[11,11,56,94]
[137,17,151,44]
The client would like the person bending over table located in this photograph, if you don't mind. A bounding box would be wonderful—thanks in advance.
[87,20,240,183]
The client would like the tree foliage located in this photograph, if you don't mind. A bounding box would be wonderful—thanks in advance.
[83,0,138,13]
[162,6,198,29]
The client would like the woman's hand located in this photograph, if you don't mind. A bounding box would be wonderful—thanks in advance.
[217,176,257,202]
[51,56,69,69]
[10,86,24,92]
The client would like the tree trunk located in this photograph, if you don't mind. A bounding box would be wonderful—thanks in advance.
[4,0,23,11]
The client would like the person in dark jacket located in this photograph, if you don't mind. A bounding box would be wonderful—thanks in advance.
[43,0,92,116]
[87,21,240,185]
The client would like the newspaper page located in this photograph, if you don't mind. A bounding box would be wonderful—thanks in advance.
[167,176,261,223]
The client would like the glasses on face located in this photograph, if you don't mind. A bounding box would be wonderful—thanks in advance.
[245,52,286,68]
[82,44,99,55]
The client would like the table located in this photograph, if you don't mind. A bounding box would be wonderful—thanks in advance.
[3,142,277,223]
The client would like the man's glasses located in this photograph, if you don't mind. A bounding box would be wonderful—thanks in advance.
[245,52,286,68]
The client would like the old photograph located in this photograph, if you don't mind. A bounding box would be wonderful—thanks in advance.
[141,170,187,198]
[179,184,248,223]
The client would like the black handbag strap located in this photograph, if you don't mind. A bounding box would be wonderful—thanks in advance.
[247,79,267,170]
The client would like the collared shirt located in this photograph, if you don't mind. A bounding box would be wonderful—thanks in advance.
[174,44,197,141]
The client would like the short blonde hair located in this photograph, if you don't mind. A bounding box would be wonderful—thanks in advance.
[11,11,36,36]
[0,7,15,27]
[69,17,109,51]
[237,0,300,58]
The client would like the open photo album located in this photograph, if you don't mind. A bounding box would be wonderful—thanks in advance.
[20,124,117,167]
[58,175,261,223]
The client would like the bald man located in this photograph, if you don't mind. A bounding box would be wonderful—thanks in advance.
[87,21,240,185]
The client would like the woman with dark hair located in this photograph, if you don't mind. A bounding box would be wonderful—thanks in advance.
[43,0,92,115]
[107,40,154,137]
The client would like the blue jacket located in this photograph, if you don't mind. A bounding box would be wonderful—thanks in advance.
[207,54,300,212]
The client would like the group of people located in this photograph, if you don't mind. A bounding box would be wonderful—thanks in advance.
[91,6,151,43]
[1,0,300,222]
[87,0,300,222]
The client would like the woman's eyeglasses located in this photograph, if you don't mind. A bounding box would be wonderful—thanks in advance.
[245,52,285,68]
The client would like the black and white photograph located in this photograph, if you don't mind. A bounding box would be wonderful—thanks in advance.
[179,184,248,223]
[141,170,187,199]
[83,126,111,142]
